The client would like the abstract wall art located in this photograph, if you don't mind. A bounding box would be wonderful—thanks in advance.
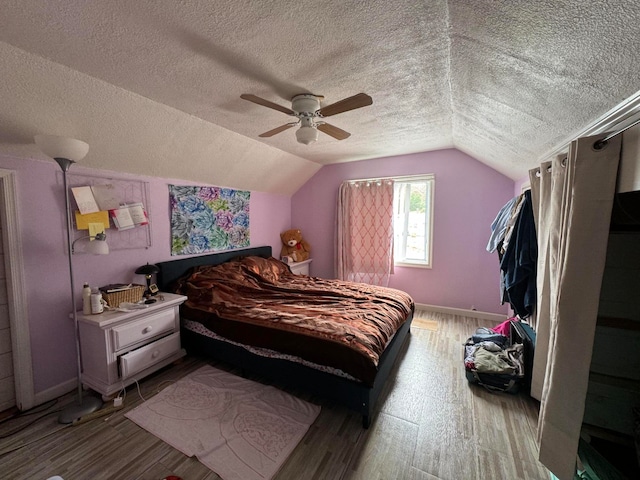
[169,185,250,255]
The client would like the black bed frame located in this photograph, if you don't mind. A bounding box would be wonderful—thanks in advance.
[156,246,413,428]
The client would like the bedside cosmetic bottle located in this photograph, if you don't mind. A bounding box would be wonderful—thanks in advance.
[82,283,92,315]
[90,288,104,314]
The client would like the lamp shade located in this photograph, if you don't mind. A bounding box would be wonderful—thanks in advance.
[34,135,89,161]
[84,238,109,255]
[296,126,318,145]
[72,232,109,255]
[135,263,160,276]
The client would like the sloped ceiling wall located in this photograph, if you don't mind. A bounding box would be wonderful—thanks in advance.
[0,41,320,194]
[0,1,639,194]
[449,1,640,175]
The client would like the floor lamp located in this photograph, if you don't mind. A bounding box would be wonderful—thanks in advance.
[35,134,106,424]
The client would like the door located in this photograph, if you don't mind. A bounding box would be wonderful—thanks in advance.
[0,212,13,411]
[0,170,33,411]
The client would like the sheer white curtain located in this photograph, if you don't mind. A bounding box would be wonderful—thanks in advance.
[528,134,622,480]
[336,179,394,286]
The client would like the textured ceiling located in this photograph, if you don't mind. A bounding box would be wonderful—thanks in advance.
[1,1,639,194]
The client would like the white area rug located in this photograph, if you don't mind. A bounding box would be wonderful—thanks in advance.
[125,365,320,480]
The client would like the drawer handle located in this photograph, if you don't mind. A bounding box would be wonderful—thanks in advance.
[152,350,160,359]
[143,326,153,334]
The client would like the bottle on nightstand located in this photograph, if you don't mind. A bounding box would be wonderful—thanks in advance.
[82,283,92,315]
[90,288,104,314]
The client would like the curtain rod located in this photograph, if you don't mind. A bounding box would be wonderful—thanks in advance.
[346,173,433,183]
[593,116,640,150]
[535,115,636,174]
[347,177,391,183]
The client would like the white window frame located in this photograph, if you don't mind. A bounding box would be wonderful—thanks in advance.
[393,174,434,268]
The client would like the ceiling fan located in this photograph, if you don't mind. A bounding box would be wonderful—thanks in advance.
[240,92,373,145]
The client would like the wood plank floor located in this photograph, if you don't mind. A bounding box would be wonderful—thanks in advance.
[0,311,549,479]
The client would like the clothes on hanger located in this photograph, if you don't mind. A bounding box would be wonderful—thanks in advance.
[486,195,520,254]
[488,191,537,318]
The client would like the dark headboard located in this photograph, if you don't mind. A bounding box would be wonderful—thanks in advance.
[156,245,273,291]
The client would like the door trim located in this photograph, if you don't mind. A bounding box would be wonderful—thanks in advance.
[0,169,33,410]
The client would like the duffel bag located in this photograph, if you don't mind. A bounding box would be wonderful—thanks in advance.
[464,334,524,393]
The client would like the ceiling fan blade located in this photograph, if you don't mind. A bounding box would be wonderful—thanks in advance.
[241,94,295,115]
[317,122,351,140]
[318,93,373,117]
[259,123,296,137]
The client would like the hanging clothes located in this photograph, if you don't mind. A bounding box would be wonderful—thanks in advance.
[500,194,525,255]
[499,190,537,318]
[487,194,525,306]
[486,195,521,253]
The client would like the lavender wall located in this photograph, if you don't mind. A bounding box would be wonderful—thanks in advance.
[515,174,531,196]
[291,149,514,314]
[0,153,290,395]
[1,147,515,398]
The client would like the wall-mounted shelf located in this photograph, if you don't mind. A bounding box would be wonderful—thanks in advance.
[62,171,152,251]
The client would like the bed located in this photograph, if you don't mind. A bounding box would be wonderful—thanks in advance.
[156,246,414,428]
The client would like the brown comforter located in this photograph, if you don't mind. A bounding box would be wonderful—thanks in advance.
[176,256,414,385]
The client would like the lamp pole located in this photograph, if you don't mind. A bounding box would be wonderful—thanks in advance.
[55,158,102,423]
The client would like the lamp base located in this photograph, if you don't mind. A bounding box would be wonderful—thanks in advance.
[58,395,103,424]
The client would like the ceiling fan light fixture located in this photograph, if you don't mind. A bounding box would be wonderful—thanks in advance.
[292,94,321,115]
[241,92,371,143]
[296,125,318,145]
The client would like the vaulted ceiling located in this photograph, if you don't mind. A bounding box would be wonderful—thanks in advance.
[1,1,639,194]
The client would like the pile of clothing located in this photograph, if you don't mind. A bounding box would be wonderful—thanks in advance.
[464,328,524,376]
[464,322,525,393]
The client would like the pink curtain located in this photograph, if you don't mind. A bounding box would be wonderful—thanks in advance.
[336,180,394,286]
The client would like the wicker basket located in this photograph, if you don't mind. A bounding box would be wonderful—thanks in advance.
[100,284,146,308]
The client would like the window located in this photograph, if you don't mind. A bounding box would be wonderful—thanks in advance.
[393,175,434,267]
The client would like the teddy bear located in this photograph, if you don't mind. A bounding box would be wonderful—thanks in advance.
[280,228,311,263]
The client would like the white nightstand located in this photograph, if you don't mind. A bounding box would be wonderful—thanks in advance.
[77,292,187,399]
[289,258,312,275]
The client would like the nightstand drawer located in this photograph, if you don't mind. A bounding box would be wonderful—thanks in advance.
[119,332,181,378]
[112,308,176,351]
[79,292,187,398]
[289,259,312,275]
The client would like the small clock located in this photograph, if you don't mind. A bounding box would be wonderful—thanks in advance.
[148,283,159,295]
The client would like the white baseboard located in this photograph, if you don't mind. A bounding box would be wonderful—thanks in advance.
[415,303,507,323]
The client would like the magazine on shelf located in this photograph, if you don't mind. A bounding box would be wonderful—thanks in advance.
[109,203,149,231]
[71,186,100,214]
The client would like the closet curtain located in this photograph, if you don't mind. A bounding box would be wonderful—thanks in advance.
[336,179,394,286]
[528,134,622,480]
[528,158,555,402]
